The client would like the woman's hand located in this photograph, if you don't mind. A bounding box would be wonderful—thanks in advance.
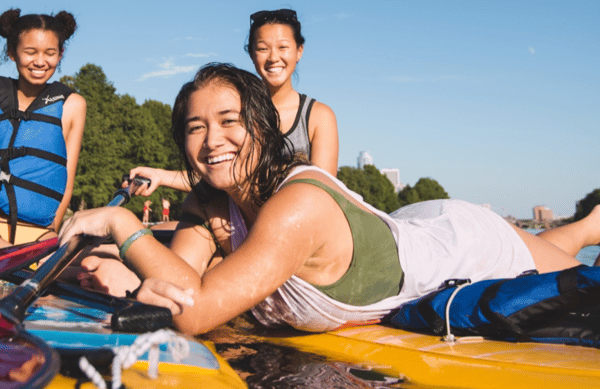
[123,167,163,196]
[123,167,191,195]
[136,278,195,315]
[59,207,126,244]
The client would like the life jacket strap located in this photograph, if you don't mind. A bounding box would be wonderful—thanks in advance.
[0,169,63,244]
[0,146,67,166]
[0,109,63,127]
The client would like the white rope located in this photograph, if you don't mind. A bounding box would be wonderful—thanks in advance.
[79,356,107,389]
[79,329,190,389]
[443,281,471,342]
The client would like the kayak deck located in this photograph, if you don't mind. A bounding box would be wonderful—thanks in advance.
[267,324,600,388]
[23,297,247,389]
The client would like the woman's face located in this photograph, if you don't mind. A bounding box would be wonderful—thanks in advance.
[184,83,256,192]
[9,29,61,87]
[251,23,303,91]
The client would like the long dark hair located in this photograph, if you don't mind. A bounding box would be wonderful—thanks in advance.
[171,63,306,206]
[0,8,77,63]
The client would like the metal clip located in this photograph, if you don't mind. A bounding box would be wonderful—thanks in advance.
[0,170,11,183]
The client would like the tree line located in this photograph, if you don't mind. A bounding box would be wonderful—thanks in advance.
[61,64,599,221]
[60,64,186,221]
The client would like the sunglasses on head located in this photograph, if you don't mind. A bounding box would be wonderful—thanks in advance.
[250,9,297,24]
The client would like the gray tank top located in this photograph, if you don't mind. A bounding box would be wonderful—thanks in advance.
[283,94,315,158]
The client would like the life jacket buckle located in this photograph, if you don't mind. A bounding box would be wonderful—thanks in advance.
[439,278,471,289]
[0,170,12,183]
[9,109,29,121]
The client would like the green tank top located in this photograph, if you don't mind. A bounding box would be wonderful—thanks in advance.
[282,178,403,306]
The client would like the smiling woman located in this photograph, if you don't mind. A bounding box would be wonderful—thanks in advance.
[0,8,86,246]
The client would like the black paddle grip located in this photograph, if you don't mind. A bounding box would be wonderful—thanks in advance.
[111,303,172,333]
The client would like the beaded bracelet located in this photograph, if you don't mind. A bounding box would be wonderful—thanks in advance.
[119,228,153,260]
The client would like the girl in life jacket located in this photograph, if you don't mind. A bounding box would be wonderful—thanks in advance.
[0,9,86,246]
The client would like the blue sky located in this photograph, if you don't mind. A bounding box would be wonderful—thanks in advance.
[2,0,598,219]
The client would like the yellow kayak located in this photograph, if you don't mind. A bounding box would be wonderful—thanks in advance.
[23,297,247,389]
[267,324,600,388]
[46,342,245,389]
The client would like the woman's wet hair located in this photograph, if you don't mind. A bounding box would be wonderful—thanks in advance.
[245,9,305,56]
[0,8,77,62]
[171,62,305,206]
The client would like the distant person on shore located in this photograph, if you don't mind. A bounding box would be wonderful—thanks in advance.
[0,8,85,247]
[61,63,600,335]
[142,200,151,224]
[161,198,170,222]
[124,8,338,196]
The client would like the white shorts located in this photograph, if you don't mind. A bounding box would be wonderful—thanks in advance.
[390,199,536,301]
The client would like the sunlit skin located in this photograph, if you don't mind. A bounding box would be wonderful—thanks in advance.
[9,29,62,105]
[184,85,253,203]
[251,23,303,95]
[0,28,86,247]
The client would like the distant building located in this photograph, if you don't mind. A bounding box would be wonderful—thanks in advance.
[380,168,405,193]
[358,151,373,169]
[533,205,554,222]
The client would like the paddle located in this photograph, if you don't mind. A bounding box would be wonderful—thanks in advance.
[0,238,59,278]
[4,269,172,333]
[0,176,154,388]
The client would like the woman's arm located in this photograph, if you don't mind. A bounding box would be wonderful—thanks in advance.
[52,92,86,231]
[308,101,338,176]
[136,182,350,335]
[125,167,191,196]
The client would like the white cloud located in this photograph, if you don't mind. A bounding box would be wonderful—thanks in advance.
[138,60,196,81]
[183,52,217,58]
[528,46,536,55]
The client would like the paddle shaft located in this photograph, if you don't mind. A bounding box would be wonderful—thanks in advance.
[5,268,173,332]
[0,177,149,325]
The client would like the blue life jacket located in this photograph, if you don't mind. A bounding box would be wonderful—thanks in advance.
[0,76,70,243]
[391,265,600,348]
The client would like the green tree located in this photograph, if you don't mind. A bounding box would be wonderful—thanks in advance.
[61,64,125,210]
[337,165,400,213]
[574,189,600,221]
[398,177,449,207]
[61,64,180,220]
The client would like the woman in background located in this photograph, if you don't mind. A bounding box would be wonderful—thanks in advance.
[0,8,85,246]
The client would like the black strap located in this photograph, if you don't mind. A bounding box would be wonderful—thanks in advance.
[557,265,582,296]
[0,109,62,127]
[2,174,63,202]
[0,146,67,166]
[479,279,528,339]
[0,173,63,244]
[4,181,18,244]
